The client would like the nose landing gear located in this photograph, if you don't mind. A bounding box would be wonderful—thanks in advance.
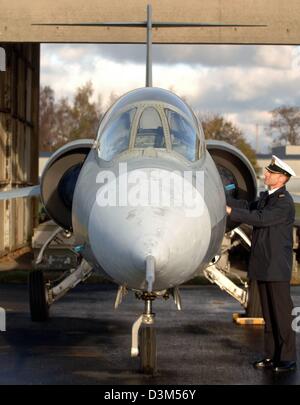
[115,284,181,375]
[131,293,157,375]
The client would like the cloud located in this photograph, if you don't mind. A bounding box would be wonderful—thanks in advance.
[225,110,273,151]
[42,44,297,69]
[97,44,296,69]
[41,44,300,152]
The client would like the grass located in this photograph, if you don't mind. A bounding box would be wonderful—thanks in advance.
[0,269,242,286]
[0,269,115,285]
[0,270,30,284]
[0,265,299,285]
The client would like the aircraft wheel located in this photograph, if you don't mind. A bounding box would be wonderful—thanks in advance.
[29,270,50,322]
[139,325,157,375]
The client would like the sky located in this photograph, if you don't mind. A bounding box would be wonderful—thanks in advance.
[41,44,300,153]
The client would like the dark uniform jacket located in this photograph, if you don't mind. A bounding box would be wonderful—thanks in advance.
[229,186,295,281]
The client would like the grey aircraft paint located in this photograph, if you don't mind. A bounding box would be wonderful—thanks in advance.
[71,87,227,291]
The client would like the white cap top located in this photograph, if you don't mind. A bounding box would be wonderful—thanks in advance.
[266,155,296,177]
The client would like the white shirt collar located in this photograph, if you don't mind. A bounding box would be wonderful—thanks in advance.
[268,187,281,195]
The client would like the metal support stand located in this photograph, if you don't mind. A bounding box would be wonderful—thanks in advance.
[204,263,248,308]
[47,259,93,305]
[170,287,182,311]
[114,285,128,309]
[35,226,63,265]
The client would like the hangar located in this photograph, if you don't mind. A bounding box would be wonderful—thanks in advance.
[1,0,300,256]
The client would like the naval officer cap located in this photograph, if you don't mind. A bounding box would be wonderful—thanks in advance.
[266,155,296,177]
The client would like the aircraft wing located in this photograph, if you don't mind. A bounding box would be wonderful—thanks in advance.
[0,185,40,201]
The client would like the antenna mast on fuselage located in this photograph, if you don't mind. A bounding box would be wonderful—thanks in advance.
[146,4,152,87]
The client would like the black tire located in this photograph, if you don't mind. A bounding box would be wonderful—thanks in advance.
[139,326,157,375]
[246,280,262,318]
[29,270,49,322]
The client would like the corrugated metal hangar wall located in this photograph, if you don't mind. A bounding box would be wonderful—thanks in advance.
[0,44,39,256]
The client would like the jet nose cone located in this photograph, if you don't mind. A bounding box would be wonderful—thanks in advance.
[131,231,170,272]
[88,167,211,291]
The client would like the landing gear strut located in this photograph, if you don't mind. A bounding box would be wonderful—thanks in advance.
[28,259,93,322]
[131,293,157,375]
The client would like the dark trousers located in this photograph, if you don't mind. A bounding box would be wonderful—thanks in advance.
[257,281,296,362]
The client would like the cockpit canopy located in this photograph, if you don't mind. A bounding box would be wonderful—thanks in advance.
[97,87,205,162]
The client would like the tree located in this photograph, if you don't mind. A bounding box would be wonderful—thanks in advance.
[39,82,104,151]
[54,97,74,148]
[199,113,258,171]
[269,105,300,145]
[39,86,56,151]
[69,81,100,141]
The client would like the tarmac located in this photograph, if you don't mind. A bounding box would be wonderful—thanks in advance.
[0,284,300,385]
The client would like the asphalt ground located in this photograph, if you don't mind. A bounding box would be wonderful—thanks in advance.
[0,284,300,385]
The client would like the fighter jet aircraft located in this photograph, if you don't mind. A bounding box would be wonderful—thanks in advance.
[0,5,275,374]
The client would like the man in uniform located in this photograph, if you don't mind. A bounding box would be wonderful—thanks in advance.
[226,155,297,372]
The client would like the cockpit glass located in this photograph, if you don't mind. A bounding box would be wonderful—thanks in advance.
[165,109,198,161]
[99,108,136,161]
[134,107,166,148]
